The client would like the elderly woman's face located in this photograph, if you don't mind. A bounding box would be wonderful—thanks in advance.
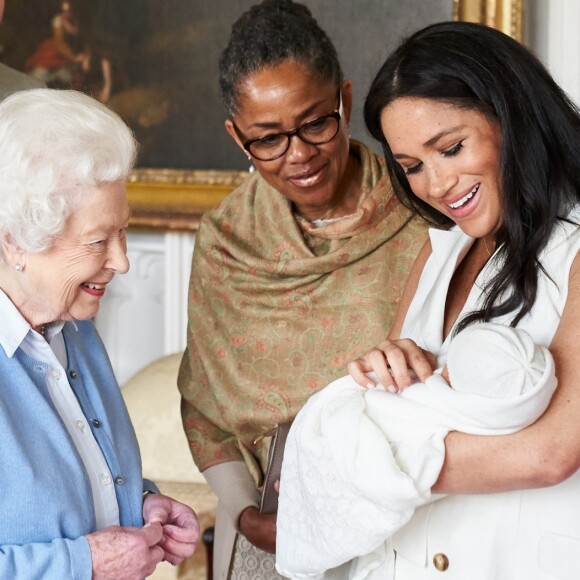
[380,97,503,240]
[20,181,130,324]
[225,60,352,219]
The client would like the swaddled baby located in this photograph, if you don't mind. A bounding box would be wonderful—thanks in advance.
[276,322,557,579]
[443,322,548,398]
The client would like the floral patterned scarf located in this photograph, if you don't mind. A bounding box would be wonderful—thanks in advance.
[178,141,428,484]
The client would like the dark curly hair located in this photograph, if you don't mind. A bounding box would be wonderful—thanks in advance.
[219,0,343,117]
[364,21,580,331]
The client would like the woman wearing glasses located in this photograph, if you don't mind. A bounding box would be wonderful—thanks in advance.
[178,1,426,577]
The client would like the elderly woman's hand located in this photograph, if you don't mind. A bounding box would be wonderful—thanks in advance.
[87,523,165,579]
[142,493,200,565]
[347,338,437,393]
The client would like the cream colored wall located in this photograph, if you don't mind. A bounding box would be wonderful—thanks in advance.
[526,0,580,104]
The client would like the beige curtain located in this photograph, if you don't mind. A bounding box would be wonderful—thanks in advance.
[453,0,524,41]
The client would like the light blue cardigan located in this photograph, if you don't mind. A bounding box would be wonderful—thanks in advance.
[0,319,152,579]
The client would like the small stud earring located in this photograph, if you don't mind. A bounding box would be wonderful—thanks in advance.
[15,263,22,271]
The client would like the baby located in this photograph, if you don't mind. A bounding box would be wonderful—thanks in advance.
[276,322,557,579]
[438,322,548,397]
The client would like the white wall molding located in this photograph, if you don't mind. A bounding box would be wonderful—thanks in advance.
[164,232,195,354]
[527,0,580,104]
[95,231,195,386]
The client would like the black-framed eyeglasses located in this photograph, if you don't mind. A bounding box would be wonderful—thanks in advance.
[234,91,343,162]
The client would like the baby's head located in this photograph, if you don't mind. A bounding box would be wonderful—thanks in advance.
[446,322,548,398]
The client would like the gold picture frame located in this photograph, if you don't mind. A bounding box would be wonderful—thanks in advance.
[453,0,524,41]
[127,168,248,232]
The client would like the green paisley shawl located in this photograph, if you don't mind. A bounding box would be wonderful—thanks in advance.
[178,141,427,485]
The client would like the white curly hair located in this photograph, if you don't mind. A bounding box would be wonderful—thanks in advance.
[0,88,137,259]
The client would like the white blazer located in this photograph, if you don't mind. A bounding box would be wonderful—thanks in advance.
[392,214,580,579]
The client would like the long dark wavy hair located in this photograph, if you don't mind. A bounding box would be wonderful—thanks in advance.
[364,21,580,330]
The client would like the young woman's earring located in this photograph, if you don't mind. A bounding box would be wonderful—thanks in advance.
[15,263,23,272]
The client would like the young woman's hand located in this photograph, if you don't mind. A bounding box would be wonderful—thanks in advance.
[348,338,437,392]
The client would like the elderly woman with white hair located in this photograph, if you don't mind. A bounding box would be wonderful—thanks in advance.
[0,88,199,579]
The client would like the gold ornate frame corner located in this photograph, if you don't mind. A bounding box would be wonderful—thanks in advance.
[127,168,248,232]
[453,0,524,41]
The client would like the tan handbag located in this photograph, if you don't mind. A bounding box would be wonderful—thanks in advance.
[259,422,292,514]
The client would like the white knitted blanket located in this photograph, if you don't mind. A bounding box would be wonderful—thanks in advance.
[276,344,556,579]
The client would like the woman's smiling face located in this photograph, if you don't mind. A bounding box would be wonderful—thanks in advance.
[225,60,352,220]
[14,181,130,326]
[380,97,503,239]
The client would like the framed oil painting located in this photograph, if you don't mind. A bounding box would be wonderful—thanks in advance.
[0,0,521,229]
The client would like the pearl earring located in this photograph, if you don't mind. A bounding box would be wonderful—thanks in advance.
[15,263,22,271]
